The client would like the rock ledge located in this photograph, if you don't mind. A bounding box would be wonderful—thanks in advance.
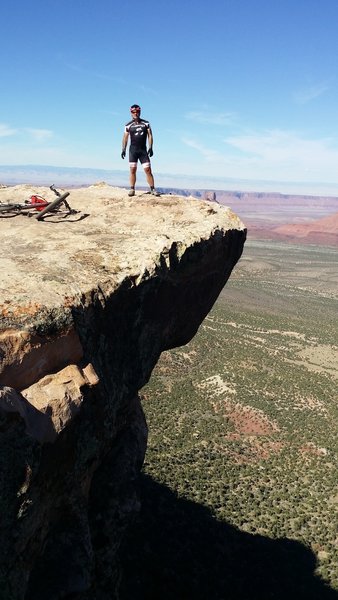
[0,184,246,599]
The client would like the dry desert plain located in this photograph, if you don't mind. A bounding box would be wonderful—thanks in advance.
[119,193,338,600]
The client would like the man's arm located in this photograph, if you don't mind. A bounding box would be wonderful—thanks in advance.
[147,126,153,156]
[121,131,129,159]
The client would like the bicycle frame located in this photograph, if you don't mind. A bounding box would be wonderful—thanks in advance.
[0,201,50,214]
[0,185,72,220]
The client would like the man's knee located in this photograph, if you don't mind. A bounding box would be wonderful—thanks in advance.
[143,165,152,174]
[130,166,137,174]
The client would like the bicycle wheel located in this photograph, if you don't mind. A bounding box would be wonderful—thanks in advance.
[0,203,23,216]
[35,192,70,220]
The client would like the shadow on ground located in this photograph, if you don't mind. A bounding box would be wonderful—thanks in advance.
[119,474,338,600]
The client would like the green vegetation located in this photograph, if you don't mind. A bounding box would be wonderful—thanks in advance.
[120,240,338,599]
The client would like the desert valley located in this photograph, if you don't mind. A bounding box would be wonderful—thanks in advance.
[118,187,338,599]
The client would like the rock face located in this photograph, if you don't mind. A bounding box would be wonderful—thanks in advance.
[0,184,246,599]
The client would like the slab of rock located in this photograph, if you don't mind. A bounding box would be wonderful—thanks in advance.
[0,183,246,599]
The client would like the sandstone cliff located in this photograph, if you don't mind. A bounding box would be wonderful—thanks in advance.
[0,183,246,599]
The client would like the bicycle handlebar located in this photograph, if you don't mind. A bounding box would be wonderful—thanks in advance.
[50,184,61,197]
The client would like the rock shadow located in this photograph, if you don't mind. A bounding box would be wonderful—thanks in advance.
[119,474,337,600]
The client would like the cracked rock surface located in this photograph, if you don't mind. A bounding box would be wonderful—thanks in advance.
[0,183,246,599]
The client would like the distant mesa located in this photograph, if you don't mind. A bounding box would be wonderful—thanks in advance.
[203,191,218,203]
[271,211,338,245]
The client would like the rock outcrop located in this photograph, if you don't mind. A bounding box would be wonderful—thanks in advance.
[0,184,246,599]
[203,191,218,203]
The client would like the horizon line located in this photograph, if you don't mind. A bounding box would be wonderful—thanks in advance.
[1,163,338,198]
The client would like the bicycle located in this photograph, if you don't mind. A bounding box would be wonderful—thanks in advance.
[0,185,74,220]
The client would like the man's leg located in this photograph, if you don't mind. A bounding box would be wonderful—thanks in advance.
[140,151,160,195]
[129,166,137,188]
[129,165,137,196]
[144,166,155,189]
[144,166,160,195]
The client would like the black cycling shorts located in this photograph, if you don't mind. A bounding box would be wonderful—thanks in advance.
[129,146,150,167]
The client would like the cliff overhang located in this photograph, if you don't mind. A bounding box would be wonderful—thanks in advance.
[0,184,246,599]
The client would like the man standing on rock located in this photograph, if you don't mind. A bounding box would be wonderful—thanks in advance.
[121,104,160,197]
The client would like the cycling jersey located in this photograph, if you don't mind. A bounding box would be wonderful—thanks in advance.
[125,118,150,149]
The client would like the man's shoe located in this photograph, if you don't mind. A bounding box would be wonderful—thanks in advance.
[151,188,160,197]
[128,189,135,197]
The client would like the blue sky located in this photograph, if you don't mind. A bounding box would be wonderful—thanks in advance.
[2,0,338,193]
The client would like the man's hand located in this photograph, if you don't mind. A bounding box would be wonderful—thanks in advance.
[148,147,153,158]
[121,149,126,159]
